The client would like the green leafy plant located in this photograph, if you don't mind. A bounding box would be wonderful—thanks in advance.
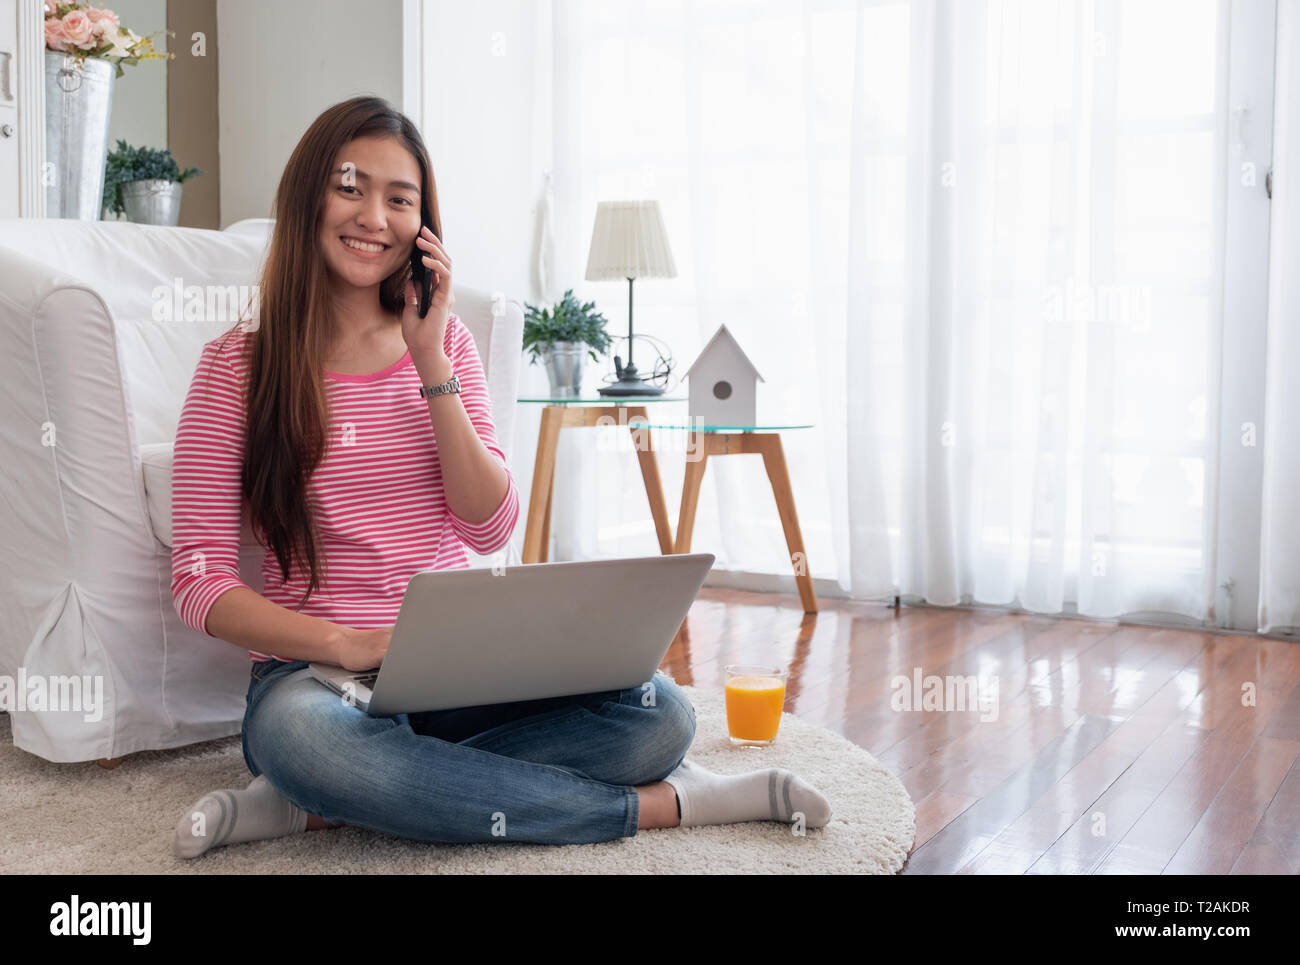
[522,289,614,365]
[102,139,203,216]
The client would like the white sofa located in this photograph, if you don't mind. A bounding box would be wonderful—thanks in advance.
[0,218,524,763]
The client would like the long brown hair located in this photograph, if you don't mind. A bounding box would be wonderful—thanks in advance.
[215,96,442,609]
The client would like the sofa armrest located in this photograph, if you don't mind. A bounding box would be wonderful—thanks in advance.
[0,249,167,725]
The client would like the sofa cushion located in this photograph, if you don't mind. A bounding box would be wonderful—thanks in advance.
[140,442,259,549]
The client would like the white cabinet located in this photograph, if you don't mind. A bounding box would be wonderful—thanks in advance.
[0,0,45,219]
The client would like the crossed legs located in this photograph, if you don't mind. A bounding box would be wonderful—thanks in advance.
[239,667,694,844]
[175,664,830,857]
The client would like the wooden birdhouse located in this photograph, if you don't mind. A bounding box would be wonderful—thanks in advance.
[683,324,764,428]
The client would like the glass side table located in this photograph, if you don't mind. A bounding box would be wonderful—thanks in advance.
[518,398,819,614]
[516,397,686,566]
[636,422,817,613]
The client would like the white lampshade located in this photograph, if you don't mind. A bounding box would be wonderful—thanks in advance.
[584,200,677,281]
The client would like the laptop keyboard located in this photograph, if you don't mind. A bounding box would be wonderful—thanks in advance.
[355,673,379,689]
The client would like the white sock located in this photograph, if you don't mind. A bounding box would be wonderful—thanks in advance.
[662,758,832,828]
[173,774,309,859]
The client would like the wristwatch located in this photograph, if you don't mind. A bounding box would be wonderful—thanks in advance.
[419,373,461,399]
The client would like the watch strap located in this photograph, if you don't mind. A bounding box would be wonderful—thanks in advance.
[419,373,461,398]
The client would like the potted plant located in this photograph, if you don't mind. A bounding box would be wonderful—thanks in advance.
[102,140,203,225]
[523,289,614,398]
[44,2,172,220]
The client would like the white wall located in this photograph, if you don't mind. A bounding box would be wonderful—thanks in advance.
[106,0,168,154]
[215,0,404,226]
[102,0,168,219]
[420,0,559,410]
[422,1,615,564]
[421,0,551,318]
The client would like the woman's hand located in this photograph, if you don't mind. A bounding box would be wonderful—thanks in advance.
[401,225,454,361]
[338,625,394,672]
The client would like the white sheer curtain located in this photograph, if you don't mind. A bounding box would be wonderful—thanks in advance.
[544,0,856,576]
[540,0,1266,625]
[845,0,1229,620]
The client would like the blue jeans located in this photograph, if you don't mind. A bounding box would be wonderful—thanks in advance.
[240,659,697,844]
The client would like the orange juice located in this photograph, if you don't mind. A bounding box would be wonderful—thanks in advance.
[725,674,787,741]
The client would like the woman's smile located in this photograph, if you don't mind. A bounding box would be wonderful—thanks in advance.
[339,234,391,258]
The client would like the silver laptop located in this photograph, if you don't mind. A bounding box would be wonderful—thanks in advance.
[309,553,715,716]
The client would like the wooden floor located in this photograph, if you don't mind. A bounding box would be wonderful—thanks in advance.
[664,587,1300,874]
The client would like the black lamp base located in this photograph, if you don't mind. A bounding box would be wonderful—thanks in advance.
[597,363,664,397]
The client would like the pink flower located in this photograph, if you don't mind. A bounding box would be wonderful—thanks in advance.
[86,7,119,26]
[44,18,68,52]
[44,1,59,17]
[60,10,95,49]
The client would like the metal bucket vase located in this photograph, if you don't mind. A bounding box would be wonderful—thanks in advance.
[121,179,183,225]
[544,342,587,398]
[44,51,116,221]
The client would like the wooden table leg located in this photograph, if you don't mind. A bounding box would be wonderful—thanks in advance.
[757,433,818,612]
[523,405,565,564]
[674,431,710,554]
[627,406,674,555]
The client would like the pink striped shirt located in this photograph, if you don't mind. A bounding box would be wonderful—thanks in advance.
[169,314,520,663]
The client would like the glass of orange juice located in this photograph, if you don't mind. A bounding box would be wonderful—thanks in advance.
[724,665,788,744]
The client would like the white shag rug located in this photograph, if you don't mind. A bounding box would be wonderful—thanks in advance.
[0,685,915,874]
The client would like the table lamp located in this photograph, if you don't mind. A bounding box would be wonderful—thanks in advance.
[584,200,677,396]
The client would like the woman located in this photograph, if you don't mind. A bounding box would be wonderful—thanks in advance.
[170,96,831,857]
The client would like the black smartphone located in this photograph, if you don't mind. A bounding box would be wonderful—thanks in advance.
[409,216,437,318]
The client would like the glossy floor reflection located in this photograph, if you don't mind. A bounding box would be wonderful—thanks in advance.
[662,588,1300,874]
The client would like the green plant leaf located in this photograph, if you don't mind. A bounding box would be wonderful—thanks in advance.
[521,288,614,365]
[102,139,203,214]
